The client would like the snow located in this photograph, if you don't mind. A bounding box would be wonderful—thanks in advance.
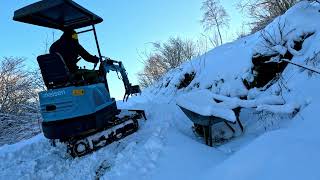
[148,127,227,180]
[272,45,288,56]
[176,89,299,122]
[2,1,320,180]
[203,129,320,180]
[202,93,320,180]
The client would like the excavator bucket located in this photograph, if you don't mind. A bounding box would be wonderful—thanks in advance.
[123,85,141,101]
[101,58,142,101]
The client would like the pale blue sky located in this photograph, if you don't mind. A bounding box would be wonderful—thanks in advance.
[0,0,246,99]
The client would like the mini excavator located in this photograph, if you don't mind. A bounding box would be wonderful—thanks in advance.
[13,0,146,157]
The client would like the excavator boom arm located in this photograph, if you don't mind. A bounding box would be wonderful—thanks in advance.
[101,57,141,101]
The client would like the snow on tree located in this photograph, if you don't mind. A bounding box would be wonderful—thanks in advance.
[0,57,40,115]
[0,57,42,145]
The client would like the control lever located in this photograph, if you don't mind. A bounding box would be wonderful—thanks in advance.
[93,63,98,70]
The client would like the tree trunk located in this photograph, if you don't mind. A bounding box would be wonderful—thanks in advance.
[215,17,223,45]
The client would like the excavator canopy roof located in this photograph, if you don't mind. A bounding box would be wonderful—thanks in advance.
[13,0,103,30]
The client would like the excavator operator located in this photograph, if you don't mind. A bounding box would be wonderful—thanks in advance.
[50,29,99,73]
[50,30,100,83]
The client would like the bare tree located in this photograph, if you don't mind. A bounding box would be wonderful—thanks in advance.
[0,57,39,115]
[138,37,200,88]
[201,0,230,45]
[201,32,221,48]
[238,0,298,33]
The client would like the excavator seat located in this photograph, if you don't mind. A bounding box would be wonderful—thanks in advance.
[37,53,105,89]
[37,53,72,89]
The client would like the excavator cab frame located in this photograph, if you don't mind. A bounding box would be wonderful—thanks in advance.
[13,0,106,90]
[13,0,104,61]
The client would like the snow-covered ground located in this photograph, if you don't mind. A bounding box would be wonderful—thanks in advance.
[1,1,320,179]
[0,100,271,180]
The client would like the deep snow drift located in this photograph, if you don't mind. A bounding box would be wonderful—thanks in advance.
[1,1,320,180]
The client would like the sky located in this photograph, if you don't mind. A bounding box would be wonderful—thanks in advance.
[0,0,247,100]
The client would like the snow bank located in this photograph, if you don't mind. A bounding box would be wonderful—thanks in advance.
[1,1,320,180]
[138,1,320,179]
[203,96,320,180]
[176,89,300,123]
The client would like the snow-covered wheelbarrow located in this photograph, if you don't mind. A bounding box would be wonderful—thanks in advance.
[178,105,244,146]
[176,90,244,147]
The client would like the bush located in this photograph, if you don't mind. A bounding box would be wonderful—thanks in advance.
[138,37,201,88]
[238,0,298,33]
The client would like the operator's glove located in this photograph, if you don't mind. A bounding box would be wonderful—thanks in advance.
[92,56,99,70]
[92,63,97,70]
[92,55,100,63]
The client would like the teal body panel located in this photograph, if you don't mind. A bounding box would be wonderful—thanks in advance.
[39,83,114,122]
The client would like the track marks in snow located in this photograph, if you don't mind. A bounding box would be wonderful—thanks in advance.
[102,103,173,180]
[0,102,290,180]
[0,102,175,180]
[95,160,111,180]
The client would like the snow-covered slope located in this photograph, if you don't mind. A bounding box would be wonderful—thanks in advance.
[1,1,320,180]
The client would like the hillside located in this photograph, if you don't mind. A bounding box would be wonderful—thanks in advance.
[1,1,320,179]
